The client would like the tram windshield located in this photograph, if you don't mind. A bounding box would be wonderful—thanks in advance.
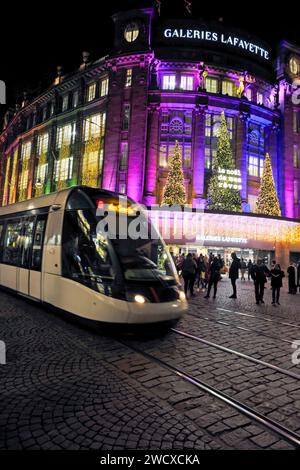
[62,189,179,298]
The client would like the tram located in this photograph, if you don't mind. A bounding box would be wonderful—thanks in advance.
[0,186,187,324]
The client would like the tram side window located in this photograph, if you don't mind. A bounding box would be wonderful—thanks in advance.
[2,221,22,265]
[19,218,34,268]
[31,217,47,270]
[0,223,3,242]
[62,210,114,290]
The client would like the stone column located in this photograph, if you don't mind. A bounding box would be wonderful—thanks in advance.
[266,122,280,202]
[236,110,249,209]
[192,105,206,208]
[46,122,57,194]
[143,104,160,206]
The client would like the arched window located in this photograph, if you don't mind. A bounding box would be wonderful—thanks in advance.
[169,118,183,134]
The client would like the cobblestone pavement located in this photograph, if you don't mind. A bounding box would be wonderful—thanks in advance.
[0,277,300,450]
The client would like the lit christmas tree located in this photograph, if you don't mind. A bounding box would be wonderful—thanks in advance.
[255,153,281,216]
[162,141,186,205]
[207,112,242,212]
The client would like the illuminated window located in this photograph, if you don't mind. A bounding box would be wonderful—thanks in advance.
[36,163,48,184]
[72,91,79,108]
[37,133,49,156]
[294,180,299,204]
[123,104,130,130]
[120,142,128,170]
[83,113,106,141]
[125,69,132,88]
[162,75,176,90]
[183,145,191,169]
[205,113,234,168]
[56,123,76,149]
[257,92,264,105]
[100,77,109,97]
[21,141,31,161]
[169,118,183,134]
[293,111,300,133]
[222,81,234,96]
[124,23,139,43]
[248,194,258,212]
[205,77,218,94]
[245,88,252,101]
[294,145,299,168]
[62,94,69,112]
[180,75,193,91]
[248,156,264,177]
[54,156,73,181]
[159,145,167,167]
[87,82,96,102]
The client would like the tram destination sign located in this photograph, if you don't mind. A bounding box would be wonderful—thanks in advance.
[161,27,271,62]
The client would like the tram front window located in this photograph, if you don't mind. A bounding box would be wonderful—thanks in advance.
[111,237,176,284]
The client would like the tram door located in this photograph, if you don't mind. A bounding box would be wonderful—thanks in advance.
[17,215,47,299]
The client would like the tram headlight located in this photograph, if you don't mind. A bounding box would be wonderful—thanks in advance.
[134,294,147,304]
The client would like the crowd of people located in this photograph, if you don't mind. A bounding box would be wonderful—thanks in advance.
[172,251,300,306]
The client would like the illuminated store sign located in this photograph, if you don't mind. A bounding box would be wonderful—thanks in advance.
[163,29,270,61]
[218,169,242,190]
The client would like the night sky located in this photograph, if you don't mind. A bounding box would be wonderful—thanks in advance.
[0,0,299,120]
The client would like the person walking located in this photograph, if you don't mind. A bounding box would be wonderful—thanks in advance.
[251,258,270,304]
[240,258,247,281]
[229,252,240,298]
[287,261,297,294]
[182,253,197,298]
[247,260,253,280]
[204,256,221,299]
[270,264,285,305]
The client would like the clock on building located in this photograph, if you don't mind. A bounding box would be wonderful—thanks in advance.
[124,22,140,43]
[289,56,300,75]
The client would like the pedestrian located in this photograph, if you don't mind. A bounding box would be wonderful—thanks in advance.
[204,256,221,299]
[182,253,197,297]
[270,264,285,305]
[196,254,206,291]
[247,259,253,280]
[240,258,247,281]
[229,252,240,298]
[251,258,270,304]
[297,260,300,293]
[287,261,297,294]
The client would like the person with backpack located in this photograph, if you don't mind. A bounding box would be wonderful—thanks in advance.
[270,264,285,305]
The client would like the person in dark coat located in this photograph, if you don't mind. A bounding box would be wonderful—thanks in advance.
[204,257,221,299]
[229,252,240,298]
[182,253,197,297]
[251,258,270,304]
[247,260,253,280]
[287,262,297,294]
[270,264,285,305]
[297,261,300,293]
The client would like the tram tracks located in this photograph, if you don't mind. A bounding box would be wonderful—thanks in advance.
[119,338,300,449]
[187,309,296,345]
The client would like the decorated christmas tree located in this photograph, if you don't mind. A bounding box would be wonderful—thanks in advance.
[255,153,281,216]
[207,112,242,212]
[162,141,186,205]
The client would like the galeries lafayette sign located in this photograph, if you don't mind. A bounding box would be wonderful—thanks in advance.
[163,28,270,61]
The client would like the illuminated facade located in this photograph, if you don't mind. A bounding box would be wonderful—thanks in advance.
[0,7,300,263]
